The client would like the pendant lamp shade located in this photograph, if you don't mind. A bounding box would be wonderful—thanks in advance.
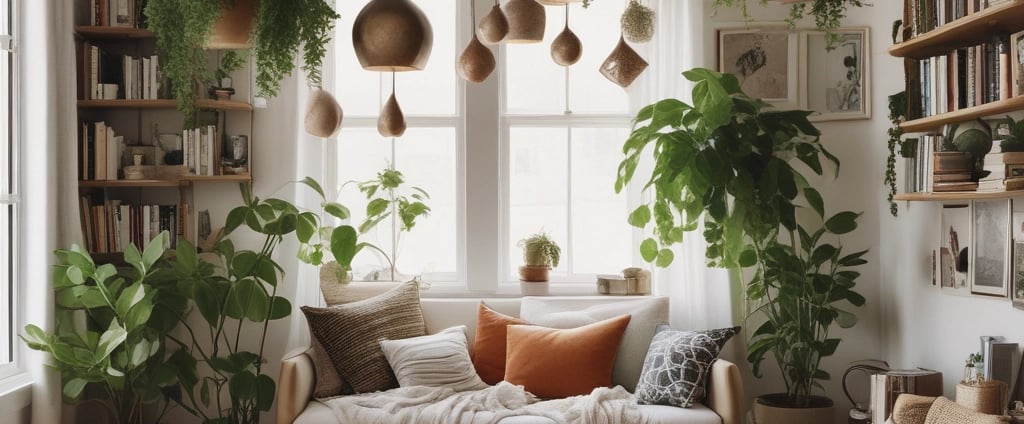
[550,7,581,66]
[379,92,407,137]
[305,88,344,138]
[353,0,434,71]
[600,36,648,88]
[460,4,496,83]
[503,0,546,44]
[478,4,509,44]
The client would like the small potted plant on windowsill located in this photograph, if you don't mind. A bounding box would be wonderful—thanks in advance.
[517,232,560,295]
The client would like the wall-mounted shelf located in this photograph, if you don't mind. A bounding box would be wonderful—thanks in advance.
[79,175,252,188]
[894,191,1024,201]
[78,99,254,111]
[899,96,1024,133]
[74,26,155,39]
[888,1,1024,60]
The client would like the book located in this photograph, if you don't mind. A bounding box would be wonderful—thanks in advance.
[933,181,978,192]
[933,172,973,182]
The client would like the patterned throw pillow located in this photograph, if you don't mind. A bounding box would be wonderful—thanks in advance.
[301,281,426,394]
[635,325,739,407]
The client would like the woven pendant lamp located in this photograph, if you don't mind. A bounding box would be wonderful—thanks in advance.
[459,2,496,83]
[352,0,434,71]
[503,0,546,44]
[478,1,509,44]
[550,6,581,66]
[304,88,344,138]
[378,74,407,137]
[599,35,648,88]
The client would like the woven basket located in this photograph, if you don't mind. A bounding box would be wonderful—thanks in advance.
[955,381,1007,415]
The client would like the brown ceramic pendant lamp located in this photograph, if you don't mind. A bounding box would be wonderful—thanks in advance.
[459,1,496,83]
[352,0,433,138]
[478,0,509,44]
[550,5,582,66]
[599,0,650,88]
[503,0,546,44]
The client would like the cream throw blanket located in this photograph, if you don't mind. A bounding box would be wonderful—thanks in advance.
[322,382,648,424]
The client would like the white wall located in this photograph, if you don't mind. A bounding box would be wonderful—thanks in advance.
[702,1,901,421]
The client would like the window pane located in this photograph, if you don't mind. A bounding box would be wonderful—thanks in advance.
[0,206,9,363]
[504,10,566,114]
[334,127,457,279]
[334,0,456,117]
[508,127,568,275]
[570,127,631,274]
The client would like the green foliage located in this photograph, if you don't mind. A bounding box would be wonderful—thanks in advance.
[616,68,867,407]
[886,92,906,217]
[712,0,867,49]
[355,168,431,235]
[144,0,340,128]
[999,115,1024,152]
[518,232,561,267]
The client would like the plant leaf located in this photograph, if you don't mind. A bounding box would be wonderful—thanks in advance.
[640,238,658,263]
[628,205,652,228]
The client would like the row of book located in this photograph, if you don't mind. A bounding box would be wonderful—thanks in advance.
[909,37,1011,119]
[184,125,222,177]
[79,42,162,101]
[978,151,1024,191]
[79,198,181,254]
[89,0,148,28]
[904,0,1011,40]
[908,134,978,193]
[80,121,125,181]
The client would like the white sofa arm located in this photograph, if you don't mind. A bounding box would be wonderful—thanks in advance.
[276,347,315,424]
[706,359,745,424]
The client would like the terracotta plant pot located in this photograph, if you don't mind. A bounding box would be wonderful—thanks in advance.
[518,265,550,282]
[751,394,834,424]
[207,0,258,49]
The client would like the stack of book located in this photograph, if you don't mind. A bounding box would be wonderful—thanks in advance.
[932,151,977,192]
[978,151,1024,191]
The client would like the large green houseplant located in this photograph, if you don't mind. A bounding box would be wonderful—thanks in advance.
[144,0,340,127]
[616,69,866,419]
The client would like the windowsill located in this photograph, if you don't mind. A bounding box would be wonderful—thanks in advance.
[0,372,34,412]
[332,280,654,300]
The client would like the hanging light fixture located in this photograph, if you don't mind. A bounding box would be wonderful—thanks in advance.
[503,0,546,44]
[304,88,344,138]
[600,36,648,88]
[550,5,582,66]
[459,2,496,83]
[478,0,509,44]
[352,0,434,71]
[379,73,407,137]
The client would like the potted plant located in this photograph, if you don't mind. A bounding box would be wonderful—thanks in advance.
[350,167,431,281]
[712,0,867,49]
[144,0,340,127]
[999,115,1024,152]
[615,68,866,423]
[517,231,561,283]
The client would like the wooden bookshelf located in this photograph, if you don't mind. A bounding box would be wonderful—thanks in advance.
[79,179,186,188]
[893,191,1024,201]
[899,96,1024,133]
[182,174,252,183]
[78,99,254,111]
[888,0,1024,60]
[74,26,155,39]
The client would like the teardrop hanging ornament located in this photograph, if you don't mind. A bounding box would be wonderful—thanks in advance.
[478,3,509,44]
[621,0,655,43]
[551,6,582,66]
[304,88,344,138]
[599,36,648,88]
[379,87,407,137]
[459,35,496,83]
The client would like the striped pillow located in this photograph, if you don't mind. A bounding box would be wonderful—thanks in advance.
[301,281,426,394]
[380,326,488,392]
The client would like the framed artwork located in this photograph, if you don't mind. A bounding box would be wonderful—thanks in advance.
[801,27,871,121]
[1011,30,1024,97]
[717,28,800,109]
[939,203,971,293]
[972,199,1011,297]
[1012,200,1024,309]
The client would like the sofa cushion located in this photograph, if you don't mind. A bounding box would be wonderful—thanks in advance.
[641,404,723,424]
[519,296,668,392]
[504,314,631,399]
[308,335,350,398]
[635,325,738,407]
[301,281,426,394]
[472,302,530,385]
[380,325,488,392]
[924,396,1009,424]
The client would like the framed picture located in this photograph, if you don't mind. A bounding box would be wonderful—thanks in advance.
[939,203,971,293]
[1012,200,1024,309]
[800,27,871,121]
[972,199,1011,297]
[717,28,800,109]
[1010,30,1024,98]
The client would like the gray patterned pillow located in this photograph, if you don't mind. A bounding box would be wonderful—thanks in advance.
[301,281,426,394]
[635,325,739,407]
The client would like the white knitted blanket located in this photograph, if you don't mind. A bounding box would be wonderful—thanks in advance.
[322,382,648,424]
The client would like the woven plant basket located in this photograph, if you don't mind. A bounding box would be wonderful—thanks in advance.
[955,381,1007,415]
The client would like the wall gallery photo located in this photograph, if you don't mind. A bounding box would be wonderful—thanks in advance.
[803,27,871,121]
[717,28,799,109]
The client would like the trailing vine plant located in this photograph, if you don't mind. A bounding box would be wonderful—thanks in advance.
[712,0,868,49]
[885,91,906,217]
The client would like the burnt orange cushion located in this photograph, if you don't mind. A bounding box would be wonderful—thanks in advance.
[471,303,529,385]
[504,314,632,399]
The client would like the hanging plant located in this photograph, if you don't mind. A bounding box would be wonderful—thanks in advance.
[712,0,868,49]
[621,0,655,43]
[885,91,906,217]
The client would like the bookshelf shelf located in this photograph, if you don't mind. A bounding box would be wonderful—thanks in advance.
[899,96,1024,133]
[77,99,254,111]
[893,191,1024,201]
[75,26,156,39]
[182,174,252,183]
[79,179,186,188]
[888,1,1024,60]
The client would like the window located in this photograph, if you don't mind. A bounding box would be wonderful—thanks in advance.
[330,1,637,288]
[0,0,15,367]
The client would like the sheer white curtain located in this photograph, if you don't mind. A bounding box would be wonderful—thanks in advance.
[631,0,737,332]
[21,2,82,423]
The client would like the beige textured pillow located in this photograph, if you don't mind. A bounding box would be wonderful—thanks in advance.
[380,326,488,392]
[301,281,426,394]
[307,334,350,398]
[924,396,1010,424]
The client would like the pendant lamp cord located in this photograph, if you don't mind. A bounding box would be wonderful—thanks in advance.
[471,0,477,24]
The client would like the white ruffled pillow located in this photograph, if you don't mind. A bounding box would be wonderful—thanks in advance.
[380,325,488,392]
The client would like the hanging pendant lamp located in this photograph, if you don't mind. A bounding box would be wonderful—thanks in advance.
[304,88,344,138]
[459,2,496,83]
[478,1,509,44]
[550,6,582,66]
[352,0,434,71]
[379,74,407,137]
[503,0,546,44]
[599,35,648,88]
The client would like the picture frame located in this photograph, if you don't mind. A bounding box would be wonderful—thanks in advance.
[800,27,871,122]
[972,199,1011,297]
[1010,30,1024,98]
[939,203,972,294]
[717,28,800,109]
[1012,199,1024,309]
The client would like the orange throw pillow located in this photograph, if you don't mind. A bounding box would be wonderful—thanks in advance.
[471,303,529,385]
[504,314,632,399]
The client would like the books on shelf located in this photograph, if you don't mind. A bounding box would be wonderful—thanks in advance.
[77,41,161,101]
[79,121,125,181]
[90,0,147,28]
[183,125,220,176]
[78,195,179,254]
[910,35,1012,120]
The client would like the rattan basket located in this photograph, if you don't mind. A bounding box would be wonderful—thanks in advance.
[956,381,1008,415]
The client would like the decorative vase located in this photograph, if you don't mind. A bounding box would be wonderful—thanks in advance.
[304,88,344,138]
[206,0,257,49]
[599,36,648,88]
[352,0,434,71]
[478,3,509,44]
[503,0,546,44]
[751,394,834,424]
[550,7,582,66]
